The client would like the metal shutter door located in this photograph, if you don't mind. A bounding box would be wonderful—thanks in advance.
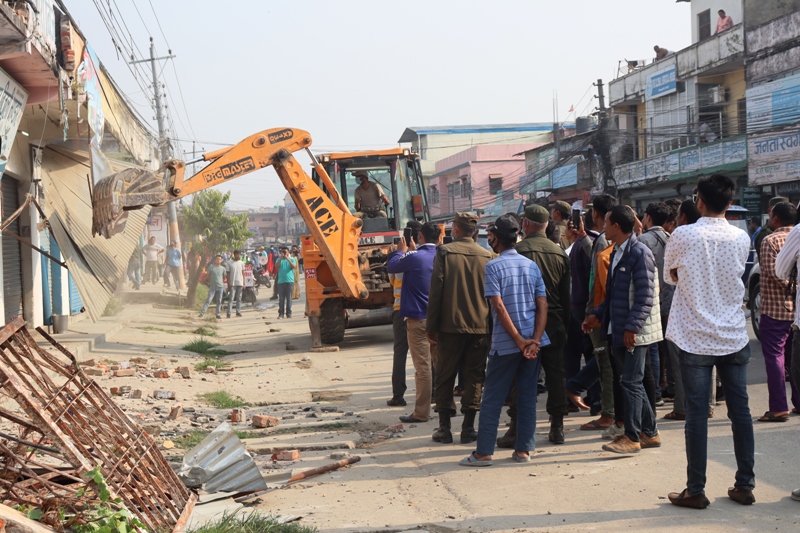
[40,228,53,325]
[68,273,83,315]
[2,177,23,322]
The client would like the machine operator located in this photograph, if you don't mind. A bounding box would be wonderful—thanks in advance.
[354,170,390,219]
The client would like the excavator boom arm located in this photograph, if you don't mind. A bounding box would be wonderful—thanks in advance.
[91,127,368,301]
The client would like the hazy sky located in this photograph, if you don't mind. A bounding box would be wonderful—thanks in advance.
[67,1,691,210]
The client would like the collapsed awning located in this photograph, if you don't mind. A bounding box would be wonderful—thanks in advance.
[40,146,150,322]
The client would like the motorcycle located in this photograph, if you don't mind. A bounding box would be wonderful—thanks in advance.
[254,268,272,288]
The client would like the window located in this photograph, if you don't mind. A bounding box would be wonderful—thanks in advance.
[489,175,503,195]
[698,9,711,41]
[429,185,439,204]
[460,176,471,199]
[737,98,747,135]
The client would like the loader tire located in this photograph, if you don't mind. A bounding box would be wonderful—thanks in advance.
[319,298,346,345]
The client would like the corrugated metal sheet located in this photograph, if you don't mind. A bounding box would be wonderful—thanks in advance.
[178,422,267,494]
[2,176,23,322]
[40,146,150,322]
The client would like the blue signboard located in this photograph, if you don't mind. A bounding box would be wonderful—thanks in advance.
[646,67,677,101]
[747,73,800,131]
[551,163,578,188]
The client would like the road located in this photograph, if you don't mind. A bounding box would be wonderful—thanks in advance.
[82,285,800,532]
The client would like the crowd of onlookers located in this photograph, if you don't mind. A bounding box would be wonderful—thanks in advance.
[385,173,800,507]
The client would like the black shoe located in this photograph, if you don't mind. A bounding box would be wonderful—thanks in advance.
[236,312,243,317]
[548,417,565,444]
[432,427,453,443]
[227,313,231,318]
[399,415,427,423]
[728,487,755,505]
[460,429,478,444]
[668,489,710,509]
[386,397,407,407]
[215,315,221,319]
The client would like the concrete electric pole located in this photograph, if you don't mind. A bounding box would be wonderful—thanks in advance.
[594,78,616,196]
[131,38,185,289]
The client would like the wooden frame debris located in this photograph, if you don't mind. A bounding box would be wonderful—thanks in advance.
[0,317,196,532]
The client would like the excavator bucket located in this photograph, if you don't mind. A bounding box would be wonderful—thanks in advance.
[92,167,170,238]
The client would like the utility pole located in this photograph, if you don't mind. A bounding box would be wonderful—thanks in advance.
[594,78,616,196]
[131,38,185,289]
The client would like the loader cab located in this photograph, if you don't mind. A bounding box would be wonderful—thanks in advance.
[313,149,429,243]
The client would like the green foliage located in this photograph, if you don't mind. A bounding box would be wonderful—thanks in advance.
[193,326,218,336]
[73,468,144,533]
[188,511,317,533]
[194,358,230,371]
[175,430,260,449]
[181,190,253,258]
[102,297,124,317]
[182,337,231,357]
[199,390,249,409]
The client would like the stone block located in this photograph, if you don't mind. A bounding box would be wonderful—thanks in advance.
[251,414,280,428]
[153,390,175,400]
[83,367,106,377]
[114,368,136,377]
[276,449,301,461]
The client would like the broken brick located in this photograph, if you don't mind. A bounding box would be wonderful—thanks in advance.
[83,367,106,377]
[110,387,121,396]
[130,357,148,365]
[276,450,300,461]
[218,367,234,372]
[81,359,97,367]
[114,368,136,377]
[177,366,191,379]
[119,385,132,395]
[110,365,120,371]
[132,389,143,399]
[251,414,280,428]
[387,424,404,433]
[204,366,217,374]
[230,408,246,423]
[168,404,183,420]
[153,369,173,379]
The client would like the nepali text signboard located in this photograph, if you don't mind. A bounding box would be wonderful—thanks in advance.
[740,186,762,214]
[0,68,28,179]
[615,138,747,187]
[746,72,800,132]
[645,66,677,101]
[748,129,800,185]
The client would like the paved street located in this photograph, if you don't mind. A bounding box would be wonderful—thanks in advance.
[69,284,800,532]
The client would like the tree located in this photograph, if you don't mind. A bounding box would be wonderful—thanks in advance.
[181,190,252,306]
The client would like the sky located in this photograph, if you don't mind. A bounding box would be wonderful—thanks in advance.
[67,0,691,210]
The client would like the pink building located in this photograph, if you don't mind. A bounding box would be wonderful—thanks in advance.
[428,144,540,218]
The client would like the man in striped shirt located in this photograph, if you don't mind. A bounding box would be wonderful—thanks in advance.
[460,214,549,466]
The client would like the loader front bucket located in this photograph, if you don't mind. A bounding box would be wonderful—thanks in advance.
[92,167,170,238]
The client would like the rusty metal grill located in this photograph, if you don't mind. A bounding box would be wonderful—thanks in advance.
[0,317,195,531]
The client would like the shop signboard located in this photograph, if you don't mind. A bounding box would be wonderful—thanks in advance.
[746,72,800,132]
[740,186,762,214]
[645,66,677,101]
[748,129,800,185]
[0,67,28,179]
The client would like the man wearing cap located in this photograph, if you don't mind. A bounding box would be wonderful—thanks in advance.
[353,170,390,219]
[551,201,572,250]
[506,204,571,444]
[427,212,494,444]
[459,214,548,466]
[755,196,789,263]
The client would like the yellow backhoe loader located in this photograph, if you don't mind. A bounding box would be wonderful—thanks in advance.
[91,128,430,349]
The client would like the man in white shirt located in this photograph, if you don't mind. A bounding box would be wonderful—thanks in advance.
[226,250,245,318]
[774,214,800,503]
[141,237,164,284]
[663,174,755,509]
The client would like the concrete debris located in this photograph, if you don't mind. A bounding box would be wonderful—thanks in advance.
[205,366,217,374]
[132,389,143,399]
[178,422,268,493]
[114,368,135,377]
[168,404,184,420]
[330,451,351,460]
[177,366,191,379]
[275,450,301,461]
[153,389,176,400]
[83,367,106,376]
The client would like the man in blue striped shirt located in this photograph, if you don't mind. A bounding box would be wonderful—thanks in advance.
[460,214,549,467]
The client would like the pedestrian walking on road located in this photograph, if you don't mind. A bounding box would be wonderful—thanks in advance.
[227,250,245,318]
[142,236,164,284]
[387,222,439,424]
[126,247,142,290]
[757,202,799,422]
[199,255,226,319]
[664,174,755,509]
[775,210,800,503]
[498,205,571,446]
[386,221,422,408]
[426,213,493,442]
[459,214,548,467]
[583,205,662,455]
[275,247,297,319]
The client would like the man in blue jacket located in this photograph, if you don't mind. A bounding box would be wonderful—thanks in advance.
[583,205,662,454]
[387,221,440,423]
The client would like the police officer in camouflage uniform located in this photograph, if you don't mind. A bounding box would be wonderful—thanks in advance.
[427,213,494,444]
[498,205,571,446]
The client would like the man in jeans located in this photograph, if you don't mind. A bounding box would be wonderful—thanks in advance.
[163,242,183,288]
[664,174,755,509]
[583,205,662,454]
[275,248,297,319]
[775,213,800,502]
[199,255,226,319]
[387,222,439,424]
[226,250,244,318]
[459,214,548,466]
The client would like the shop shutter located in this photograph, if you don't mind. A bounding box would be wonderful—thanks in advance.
[68,273,83,315]
[2,177,23,322]
[40,228,53,325]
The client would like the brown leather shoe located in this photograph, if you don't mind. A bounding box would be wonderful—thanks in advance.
[601,435,641,454]
[668,488,710,509]
[639,432,662,449]
[728,487,755,505]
